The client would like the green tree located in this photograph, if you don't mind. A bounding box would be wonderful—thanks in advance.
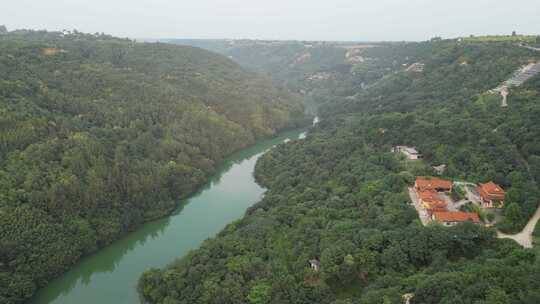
[0,29,305,304]
[505,203,523,228]
[247,282,271,304]
[485,288,510,304]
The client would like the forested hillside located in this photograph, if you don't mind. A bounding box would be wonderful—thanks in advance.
[167,39,380,112]
[139,39,540,303]
[0,29,304,304]
[171,37,540,114]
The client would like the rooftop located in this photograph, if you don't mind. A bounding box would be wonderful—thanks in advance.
[433,211,480,223]
[477,182,505,202]
[425,200,448,210]
[396,145,419,154]
[478,182,505,195]
[416,177,453,190]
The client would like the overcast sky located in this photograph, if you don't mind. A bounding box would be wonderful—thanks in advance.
[2,0,539,41]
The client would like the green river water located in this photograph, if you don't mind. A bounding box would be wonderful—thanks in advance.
[30,129,306,304]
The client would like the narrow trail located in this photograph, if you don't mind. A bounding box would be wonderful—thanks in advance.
[495,148,538,248]
[497,204,540,248]
[519,44,540,52]
[493,85,540,247]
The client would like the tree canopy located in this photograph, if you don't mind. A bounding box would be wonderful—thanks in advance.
[0,29,305,304]
[139,38,540,304]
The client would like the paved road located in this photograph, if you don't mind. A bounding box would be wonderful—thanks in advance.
[451,199,470,211]
[497,204,540,248]
[408,187,431,226]
[520,44,540,52]
[492,116,540,248]
[454,181,482,206]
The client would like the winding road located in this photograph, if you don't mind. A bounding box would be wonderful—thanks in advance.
[497,205,540,248]
[454,181,540,248]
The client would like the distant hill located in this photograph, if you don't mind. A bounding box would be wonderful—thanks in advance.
[0,29,304,304]
[166,39,383,113]
[168,37,540,114]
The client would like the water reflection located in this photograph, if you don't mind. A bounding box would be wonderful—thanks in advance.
[31,128,306,304]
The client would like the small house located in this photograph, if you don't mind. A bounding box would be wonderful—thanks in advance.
[406,62,425,73]
[477,182,505,208]
[41,47,60,56]
[393,146,422,160]
[309,259,320,272]
[432,211,480,226]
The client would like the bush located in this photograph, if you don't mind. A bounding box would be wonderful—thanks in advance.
[451,186,466,201]
[534,220,540,237]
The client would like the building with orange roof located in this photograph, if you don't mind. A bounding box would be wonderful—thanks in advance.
[431,211,480,226]
[424,200,448,214]
[41,47,60,55]
[417,190,448,214]
[417,190,438,204]
[415,177,453,193]
[476,182,505,208]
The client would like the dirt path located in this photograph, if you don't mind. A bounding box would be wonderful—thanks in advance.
[454,181,481,204]
[497,205,540,248]
[408,187,430,226]
[519,44,540,52]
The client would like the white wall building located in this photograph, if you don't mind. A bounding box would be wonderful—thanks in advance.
[393,146,422,160]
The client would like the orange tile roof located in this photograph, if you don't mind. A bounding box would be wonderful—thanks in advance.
[416,177,453,191]
[433,211,480,223]
[425,200,448,209]
[417,190,447,213]
[478,182,505,200]
[41,47,60,55]
[417,190,437,201]
[417,190,447,208]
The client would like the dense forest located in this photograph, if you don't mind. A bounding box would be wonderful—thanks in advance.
[171,36,540,114]
[0,29,305,304]
[167,39,369,112]
[140,38,540,303]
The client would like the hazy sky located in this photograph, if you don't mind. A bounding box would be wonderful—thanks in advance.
[2,0,539,41]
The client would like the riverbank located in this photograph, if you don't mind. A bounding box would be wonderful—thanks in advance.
[30,128,307,304]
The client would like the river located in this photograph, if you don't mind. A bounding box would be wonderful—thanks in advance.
[30,128,307,304]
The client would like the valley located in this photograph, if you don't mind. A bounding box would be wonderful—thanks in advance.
[29,129,306,304]
[2,27,540,304]
[0,29,305,304]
